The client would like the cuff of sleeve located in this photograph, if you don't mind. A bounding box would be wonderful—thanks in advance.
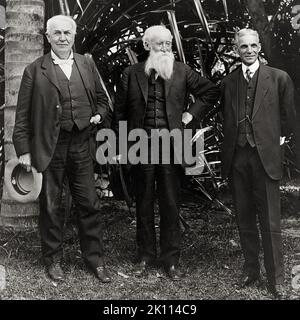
[94,113,103,124]
[15,143,30,158]
[187,109,199,121]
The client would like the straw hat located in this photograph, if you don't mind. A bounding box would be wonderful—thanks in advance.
[4,158,42,203]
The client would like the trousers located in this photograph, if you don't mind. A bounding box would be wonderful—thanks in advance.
[230,144,284,284]
[134,162,182,267]
[39,126,104,269]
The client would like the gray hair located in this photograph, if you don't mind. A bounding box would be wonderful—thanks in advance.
[234,28,260,45]
[142,25,173,50]
[46,15,77,34]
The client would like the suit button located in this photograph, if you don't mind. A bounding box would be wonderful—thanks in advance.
[56,105,60,109]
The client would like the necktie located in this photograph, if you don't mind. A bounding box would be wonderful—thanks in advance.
[52,58,73,66]
[245,68,252,82]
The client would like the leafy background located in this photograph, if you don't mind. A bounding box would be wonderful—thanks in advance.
[1,0,300,198]
[0,0,300,301]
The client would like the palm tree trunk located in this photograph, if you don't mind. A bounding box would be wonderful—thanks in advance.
[0,3,5,181]
[0,0,45,229]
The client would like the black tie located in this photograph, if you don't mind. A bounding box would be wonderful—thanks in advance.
[245,68,251,82]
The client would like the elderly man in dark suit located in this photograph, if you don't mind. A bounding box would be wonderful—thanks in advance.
[114,25,219,280]
[13,15,111,283]
[220,28,296,298]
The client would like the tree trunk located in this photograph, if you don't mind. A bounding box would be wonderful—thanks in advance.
[0,3,4,180]
[0,0,44,229]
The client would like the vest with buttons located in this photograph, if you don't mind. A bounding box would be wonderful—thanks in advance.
[55,62,92,132]
[237,68,259,147]
[143,72,169,132]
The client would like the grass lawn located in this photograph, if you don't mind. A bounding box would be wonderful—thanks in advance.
[0,183,300,300]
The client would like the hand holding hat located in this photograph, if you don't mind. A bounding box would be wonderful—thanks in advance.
[4,156,42,203]
[19,153,32,172]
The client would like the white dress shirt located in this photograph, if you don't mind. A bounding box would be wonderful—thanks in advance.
[51,50,74,80]
[242,59,259,81]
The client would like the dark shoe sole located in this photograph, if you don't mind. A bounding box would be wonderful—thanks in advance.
[240,275,261,288]
[46,272,65,283]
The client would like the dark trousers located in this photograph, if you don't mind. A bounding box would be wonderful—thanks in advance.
[134,163,182,267]
[230,144,284,285]
[39,127,104,269]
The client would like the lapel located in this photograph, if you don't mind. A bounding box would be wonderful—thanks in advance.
[41,53,61,92]
[230,64,269,122]
[252,64,269,119]
[73,53,95,110]
[41,52,92,94]
[136,63,148,102]
[135,61,176,102]
[164,62,176,98]
[230,67,241,126]
[73,53,92,91]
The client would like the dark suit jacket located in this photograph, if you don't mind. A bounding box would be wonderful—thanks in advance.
[220,63,296,180]
[113,61,219,164]
[13,52,109,172]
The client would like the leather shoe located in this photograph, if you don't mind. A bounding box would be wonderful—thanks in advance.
[240,274,260,288]
[94,265,112,283]
[46,262,65,282]
[165,265,184,281]
[268,283,286,299]
[133,260,148,277]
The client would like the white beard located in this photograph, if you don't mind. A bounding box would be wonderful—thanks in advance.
[145,51,175,80]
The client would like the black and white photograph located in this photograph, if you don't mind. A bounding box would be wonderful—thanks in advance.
[0,0,300,307]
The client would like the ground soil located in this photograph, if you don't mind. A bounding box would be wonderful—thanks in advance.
[0,180,300,300]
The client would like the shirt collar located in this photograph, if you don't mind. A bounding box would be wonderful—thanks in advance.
[51,50,73,63]
[242,59,259,75]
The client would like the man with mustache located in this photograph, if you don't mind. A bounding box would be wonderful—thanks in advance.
[220,28,296,298]
[114,25,219,280]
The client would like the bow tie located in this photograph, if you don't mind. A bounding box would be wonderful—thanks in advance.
[52,58,73,66]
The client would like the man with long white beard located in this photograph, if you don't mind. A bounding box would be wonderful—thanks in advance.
[114,25,219,280]
[144,40,175,80]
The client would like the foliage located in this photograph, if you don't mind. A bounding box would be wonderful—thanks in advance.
[48,0,250,89]
[43,1,300,212]
[45,1,243,212]
[0,0,291,213]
